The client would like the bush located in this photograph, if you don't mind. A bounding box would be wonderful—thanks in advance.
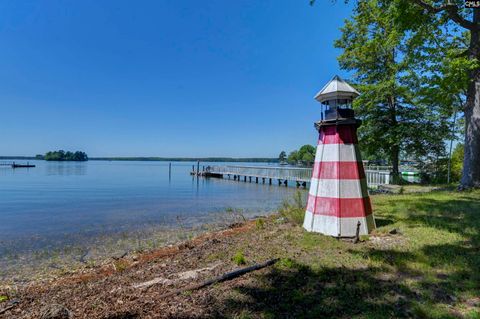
[232,251,246,265]
[450,143,464,182]
[279,191,306,225]
[255,218,265,230]
[419,144,463,184]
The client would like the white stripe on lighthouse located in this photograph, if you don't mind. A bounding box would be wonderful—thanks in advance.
[309,178,368,198]
[315,144,361,162]
[304,211,339,236]
[303,210,314,231]
[304,212,375,237]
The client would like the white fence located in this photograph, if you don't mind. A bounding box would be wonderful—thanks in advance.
[206,165,391,187]
[207,165,312,182]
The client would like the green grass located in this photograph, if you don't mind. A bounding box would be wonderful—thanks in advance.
[279,191,306,225]
[255,218,265,230]
[219,189,480,319]
[232,251,247,266]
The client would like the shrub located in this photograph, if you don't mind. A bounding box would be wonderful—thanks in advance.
[232,251,246,265]
[255,218,265,230]
[279,191,306,225]
[278,257,301,269]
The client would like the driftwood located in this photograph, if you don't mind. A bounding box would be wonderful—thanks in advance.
[0,304,16,315]
[133,262,222,289]
[158,258,279,299]
[133,277,173,289]
[0,299,20,315]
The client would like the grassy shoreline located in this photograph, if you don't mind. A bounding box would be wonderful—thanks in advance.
[1,188,480,318]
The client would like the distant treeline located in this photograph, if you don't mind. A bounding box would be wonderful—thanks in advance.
[90,157,278,162]
[0,156,36,160]
[0,156,277,163]
[42,150,88,161]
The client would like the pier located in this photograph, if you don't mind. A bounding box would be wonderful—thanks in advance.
[0,161,36,168]
[193,165,391,188]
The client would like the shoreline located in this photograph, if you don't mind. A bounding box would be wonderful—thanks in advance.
[0,209,268,286]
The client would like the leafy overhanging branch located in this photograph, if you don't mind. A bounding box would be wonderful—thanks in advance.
[408,0,477,30]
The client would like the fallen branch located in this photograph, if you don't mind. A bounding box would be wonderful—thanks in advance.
[133,262,222,289]
[0,304,15,315]
[158,258,279,299]
[0,299,19,315]
[133,277,173,289]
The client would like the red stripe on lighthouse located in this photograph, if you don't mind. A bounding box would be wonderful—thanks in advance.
[319,125,358,144]
[306,195,372,218]
[312,161,366,179]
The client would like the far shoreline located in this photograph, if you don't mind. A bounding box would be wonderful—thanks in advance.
[0,156,278,163]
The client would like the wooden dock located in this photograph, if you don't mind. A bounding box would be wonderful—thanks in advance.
[192,165,391,188]
[0,161,36,168]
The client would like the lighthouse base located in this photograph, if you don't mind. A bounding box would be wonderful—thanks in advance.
[303,211,375,237]
[303,121,376,237]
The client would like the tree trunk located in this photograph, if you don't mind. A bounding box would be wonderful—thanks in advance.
[391,145,401,183]
[388,93,401,184]
[460,12,480,189]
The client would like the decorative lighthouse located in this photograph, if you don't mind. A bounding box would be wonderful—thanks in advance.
[303,75,375,237]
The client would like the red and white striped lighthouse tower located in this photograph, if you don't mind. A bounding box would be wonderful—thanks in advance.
[303,75,375,237]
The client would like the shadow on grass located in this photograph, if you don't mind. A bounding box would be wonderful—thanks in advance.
[378,194,480,240]
[211,192,480,318]
[212,263,418,318]
[211,244,479,319]
[375,217,395,228]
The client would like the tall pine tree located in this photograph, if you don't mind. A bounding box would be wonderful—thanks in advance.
[334,0,451,181]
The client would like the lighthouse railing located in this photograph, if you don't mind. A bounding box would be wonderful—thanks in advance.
[206,165,391,187]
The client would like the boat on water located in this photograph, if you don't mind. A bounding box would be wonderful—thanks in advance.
[12,163,35,168]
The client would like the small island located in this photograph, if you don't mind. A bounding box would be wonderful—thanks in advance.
[44,150,88,161]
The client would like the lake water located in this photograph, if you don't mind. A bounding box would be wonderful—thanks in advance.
[0,160,298,257]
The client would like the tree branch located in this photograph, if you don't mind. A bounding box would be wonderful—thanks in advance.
[409,0,479,30]
[455,49,472,58]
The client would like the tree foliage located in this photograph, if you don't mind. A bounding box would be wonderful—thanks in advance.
[44,150,88,161]
[333,0,464,183]
[287,145,316,166]
[312,0,480,188]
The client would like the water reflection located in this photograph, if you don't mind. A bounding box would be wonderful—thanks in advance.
[46,162,88,176]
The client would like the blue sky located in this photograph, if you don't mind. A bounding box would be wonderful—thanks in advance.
[0,0,353,157]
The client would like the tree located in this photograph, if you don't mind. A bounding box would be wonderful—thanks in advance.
[333,0,451,182]
[279,151,287,162]
[287,145,316,166]
[405,0,480,189]
[312,0,480,188]
[44,150,88,161]
[298,145,316,165]
[451,143,464,182]
[287,151,299,164]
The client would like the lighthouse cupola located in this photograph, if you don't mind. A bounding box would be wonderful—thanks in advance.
[314,75,359,122]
